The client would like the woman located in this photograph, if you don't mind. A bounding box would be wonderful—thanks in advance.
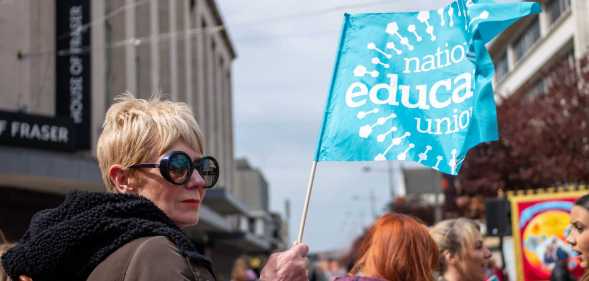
[334,213,439,281]
[566,194,589,281]
[430,218,492,281]
[1,94,308,281]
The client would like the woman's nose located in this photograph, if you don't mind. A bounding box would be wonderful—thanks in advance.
[187,169,206,189]
[483,246,492,259]
[567,232,576,246]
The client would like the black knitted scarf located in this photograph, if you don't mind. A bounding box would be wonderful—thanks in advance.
[1,191,213,281]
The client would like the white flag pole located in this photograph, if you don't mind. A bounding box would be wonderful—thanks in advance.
[296,161,318,243]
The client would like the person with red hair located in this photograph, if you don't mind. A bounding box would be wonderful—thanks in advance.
[334,213,439,281]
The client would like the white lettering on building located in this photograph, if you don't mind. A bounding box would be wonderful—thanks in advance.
[9,121,69,143]
[69,5,84,124]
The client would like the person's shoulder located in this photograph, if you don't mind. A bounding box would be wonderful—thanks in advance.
[132,236,181,256]
[88,236,194,281]
[129,236,216,281]
[126,236,198,280]
[102,236,184,266]
[126,236,190,269]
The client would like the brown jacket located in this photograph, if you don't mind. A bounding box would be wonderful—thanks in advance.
[87,236,216,281]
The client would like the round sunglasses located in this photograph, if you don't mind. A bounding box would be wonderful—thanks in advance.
[129,151,219,188]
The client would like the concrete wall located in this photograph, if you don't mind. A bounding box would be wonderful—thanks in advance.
[0,0,55,115]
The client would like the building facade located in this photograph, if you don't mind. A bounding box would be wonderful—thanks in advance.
[489,0,589,98]
[0,0,272,279]
[233,158,288,251]
[233,158,269,211]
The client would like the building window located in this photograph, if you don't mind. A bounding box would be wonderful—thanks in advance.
[563,48,576,69]
[255,219,264,236]
[248,217,256,233]
[546,0,571,25]
[239,216,249,232]
[523,47,575,99]
[527,78,546,99]
[494,52,509,82]
[513,17,540,62]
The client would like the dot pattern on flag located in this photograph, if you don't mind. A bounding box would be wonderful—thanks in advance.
[349,0,490,173]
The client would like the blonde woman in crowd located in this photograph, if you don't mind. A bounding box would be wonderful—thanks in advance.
[1,94,308,281]
[430,218,492,281]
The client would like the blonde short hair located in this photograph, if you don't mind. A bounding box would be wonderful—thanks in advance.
[430,218,480,273]
[97,93,204,192]
[0,242,15,281]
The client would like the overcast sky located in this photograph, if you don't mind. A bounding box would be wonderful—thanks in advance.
[216,0,449,252]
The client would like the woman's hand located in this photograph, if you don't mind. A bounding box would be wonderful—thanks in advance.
[260,243,309,281]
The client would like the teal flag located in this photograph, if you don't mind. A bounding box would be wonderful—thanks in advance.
[314,0,540,175]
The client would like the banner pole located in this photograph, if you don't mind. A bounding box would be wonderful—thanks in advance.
[296,161,318,243]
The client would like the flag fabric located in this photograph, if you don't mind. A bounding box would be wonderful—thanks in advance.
[314,0,541,175]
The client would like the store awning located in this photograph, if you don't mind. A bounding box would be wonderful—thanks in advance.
[0,146,103,194]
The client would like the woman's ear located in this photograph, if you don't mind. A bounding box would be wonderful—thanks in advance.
[108,164,136,194]
[444,250,458,266]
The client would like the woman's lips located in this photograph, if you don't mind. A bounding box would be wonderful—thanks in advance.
[181,199,200,208]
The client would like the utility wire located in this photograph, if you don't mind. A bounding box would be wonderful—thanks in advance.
[225,0,402,27]
[16,0,406,58]
[55,0,151,41]
[21,25,224,58]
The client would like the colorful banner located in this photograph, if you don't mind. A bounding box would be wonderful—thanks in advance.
[314,0,540,175]
[509,190,587,281]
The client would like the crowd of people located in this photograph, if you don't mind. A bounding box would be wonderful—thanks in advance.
[229,257,258,281]
[309,255,346,281]
[0,95,588,281]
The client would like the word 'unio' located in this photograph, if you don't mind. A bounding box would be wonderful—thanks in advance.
[415,107,473,135]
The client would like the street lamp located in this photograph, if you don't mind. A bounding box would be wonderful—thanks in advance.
[362,161,396,200]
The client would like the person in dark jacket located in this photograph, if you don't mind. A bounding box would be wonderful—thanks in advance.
[550,250,576,281]
[1,94,309,281]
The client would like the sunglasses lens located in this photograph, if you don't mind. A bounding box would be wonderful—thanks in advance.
[168,152,192,184]
[196,157,219,188]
